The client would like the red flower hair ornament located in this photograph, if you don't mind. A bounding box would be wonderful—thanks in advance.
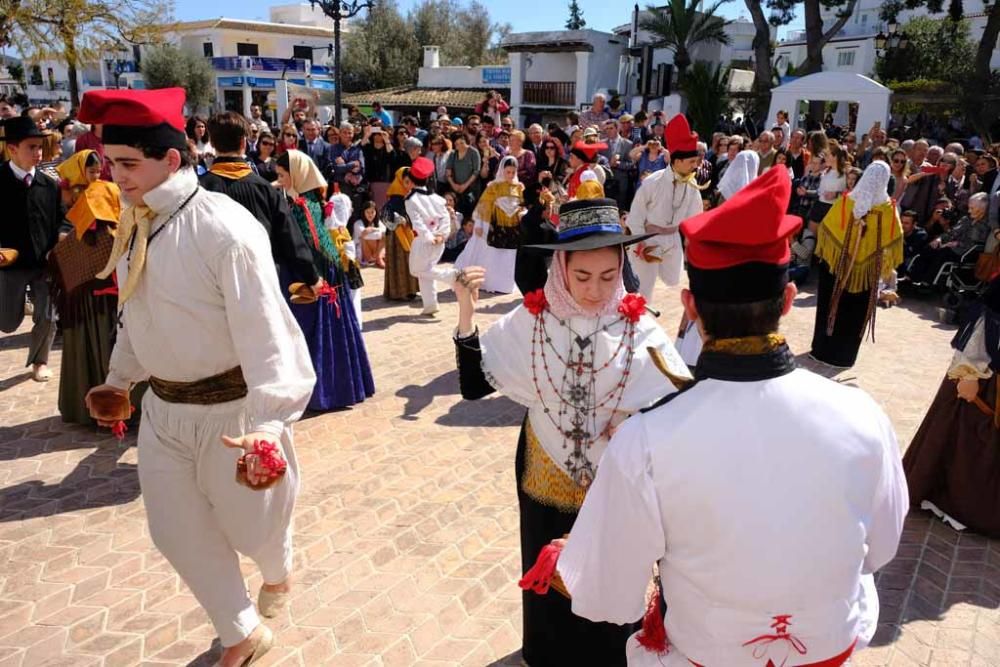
[524,289,548,316]
[618,293,647,323]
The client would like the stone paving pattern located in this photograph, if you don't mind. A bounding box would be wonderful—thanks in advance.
[0,270,997,667]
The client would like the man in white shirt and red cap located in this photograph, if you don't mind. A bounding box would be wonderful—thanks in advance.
[554,167,908,666]
[405,156,457,315]
[627,114,704,304]
[79,88,314,666]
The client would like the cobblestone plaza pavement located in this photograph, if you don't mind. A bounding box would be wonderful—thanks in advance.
[0,270,998,666]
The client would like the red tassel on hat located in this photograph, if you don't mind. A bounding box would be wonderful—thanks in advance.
[637,585,669,654]
[518,543,563,595]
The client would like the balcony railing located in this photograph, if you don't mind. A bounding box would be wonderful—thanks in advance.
[522,81,576,107]
[209,56,307,73]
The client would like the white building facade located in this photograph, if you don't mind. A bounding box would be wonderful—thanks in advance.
[501,30,627,127]
[774,0,1000,79]
[22,3,338,118]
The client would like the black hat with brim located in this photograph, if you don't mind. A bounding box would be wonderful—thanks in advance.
[2,116,48,143]
[526,198,654,251]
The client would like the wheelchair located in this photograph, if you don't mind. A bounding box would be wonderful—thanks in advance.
[901,244,986,311]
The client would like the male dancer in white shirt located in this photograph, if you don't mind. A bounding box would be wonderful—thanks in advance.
[80,88,314,666]
[558,168,907,667]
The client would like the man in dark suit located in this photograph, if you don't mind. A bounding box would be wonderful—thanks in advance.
[0,117,62,381]
[201,112,320,290]
[602,118,634,210]
[297,118,330,172]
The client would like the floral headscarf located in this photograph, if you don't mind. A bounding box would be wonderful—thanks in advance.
[543,249,626,320]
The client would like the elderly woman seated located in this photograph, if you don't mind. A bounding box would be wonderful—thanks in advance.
[908,192,992,286]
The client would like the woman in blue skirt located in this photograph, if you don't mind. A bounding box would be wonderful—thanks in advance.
[276,150,374,410]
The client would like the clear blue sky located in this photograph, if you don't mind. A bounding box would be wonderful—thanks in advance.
[172,0,805,38]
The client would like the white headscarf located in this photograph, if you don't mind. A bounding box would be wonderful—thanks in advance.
[493,154,520,185]
[849,160,891,218]
[717,150,760,201]
[284,149,327,199]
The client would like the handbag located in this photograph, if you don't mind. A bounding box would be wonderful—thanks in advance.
[974,246,1000,282]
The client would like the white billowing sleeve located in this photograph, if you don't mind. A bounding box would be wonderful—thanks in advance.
[862,407,909,575]
[479,306,537,406]
[405,196,438,243]
[947,317,993,380]
[558,417,665,624]
[106,316,150,389]
[106,261,150,389]
[215,238,316,437]
[627,176,652,233]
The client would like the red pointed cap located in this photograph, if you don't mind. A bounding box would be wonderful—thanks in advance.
[409,156,435,181]
[665,113,698,157]
[570,141,608,162]
[79,88,186,132]
[681,167,803,303]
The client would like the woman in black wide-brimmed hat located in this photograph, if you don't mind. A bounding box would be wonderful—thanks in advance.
[449,198,692,666]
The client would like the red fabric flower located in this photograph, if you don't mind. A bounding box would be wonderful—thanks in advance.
[523,289,548,316]
[111,420,127,441]
[618,293,647,323]
[252,440,288,479]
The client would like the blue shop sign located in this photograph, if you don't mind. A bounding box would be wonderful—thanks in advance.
[217,76,244,87]
[481,67,511,86]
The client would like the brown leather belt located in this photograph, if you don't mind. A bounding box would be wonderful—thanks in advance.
[149,366,248,405]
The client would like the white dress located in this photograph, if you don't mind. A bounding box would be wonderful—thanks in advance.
[471,193,520,294]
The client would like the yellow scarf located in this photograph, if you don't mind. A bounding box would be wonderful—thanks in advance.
[209,160,253,180]
[57,149,95,188]
[386,167,411,197]
[66,181,122,240]
[815,195,902,293]
[96,203,155,306]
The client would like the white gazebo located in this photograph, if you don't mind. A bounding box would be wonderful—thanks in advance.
[767,72,891,135]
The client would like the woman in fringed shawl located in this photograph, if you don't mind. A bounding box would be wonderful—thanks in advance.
[903,276,1000,538]
[810,161,902,368]
[381,167,420,301]
[50,150,131,424]
[451,198,691,666]
[276,150,374,410]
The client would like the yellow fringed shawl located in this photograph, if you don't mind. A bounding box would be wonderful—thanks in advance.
[475,181,524,228]
[815,195,902,294]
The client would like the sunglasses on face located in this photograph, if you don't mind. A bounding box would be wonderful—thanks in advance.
[892,159,905,164]
[260,141,274,147]
[284,133,297,138]
[502,123,513,128]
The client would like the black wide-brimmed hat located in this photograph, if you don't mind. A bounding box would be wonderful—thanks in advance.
[2,116,48,143]
[526,198,653,251]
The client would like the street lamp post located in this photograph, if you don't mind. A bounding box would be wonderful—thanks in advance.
[309,0,372,125]
[875,22,909,58]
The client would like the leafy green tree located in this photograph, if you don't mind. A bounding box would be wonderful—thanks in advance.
[142,44,215,112]
[341,0,419,91]
[745,0,773,103]
[566,0,586,30]
[679,61,729,138]
[640,0,732,82]
[7,0,167,108]
[342,0,510,91]
[874,16,974,84]
[880,0,1000,141]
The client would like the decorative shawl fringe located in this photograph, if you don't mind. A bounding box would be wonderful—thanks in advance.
[815,224,903,294]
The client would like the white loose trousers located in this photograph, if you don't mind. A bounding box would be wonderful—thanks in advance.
[138,392,299,648]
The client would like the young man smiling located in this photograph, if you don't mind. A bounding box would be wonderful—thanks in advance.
[79,88,314,667]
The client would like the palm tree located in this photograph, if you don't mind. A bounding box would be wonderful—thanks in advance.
[639,0,733,82]
[679,61,729,139]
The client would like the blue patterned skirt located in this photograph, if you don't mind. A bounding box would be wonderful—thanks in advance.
[283,266,375,411]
